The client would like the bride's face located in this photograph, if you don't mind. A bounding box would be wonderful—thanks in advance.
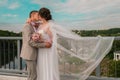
[38,15,45,22]
[38,15,41,20]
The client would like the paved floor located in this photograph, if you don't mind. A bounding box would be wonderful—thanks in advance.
[0,75,27,80]
[0,75,120,80]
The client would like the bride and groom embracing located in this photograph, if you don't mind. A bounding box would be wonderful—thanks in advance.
[20,7,59,80]
[20,7,114,80]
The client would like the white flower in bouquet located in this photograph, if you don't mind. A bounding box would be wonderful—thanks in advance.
[31,33,40,42]
[38,30,44,35]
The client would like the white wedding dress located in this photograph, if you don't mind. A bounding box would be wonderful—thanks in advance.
[37,24,60,80]
[36,21,114,80]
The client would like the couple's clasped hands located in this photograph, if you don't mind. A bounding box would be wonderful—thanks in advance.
[31,32,52,48]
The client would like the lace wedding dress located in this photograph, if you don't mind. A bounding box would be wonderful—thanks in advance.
[37,24,60,80]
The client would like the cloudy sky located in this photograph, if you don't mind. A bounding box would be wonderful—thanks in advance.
[0,0,120,32]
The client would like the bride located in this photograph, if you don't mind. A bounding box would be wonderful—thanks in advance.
[30,7,114,80]
[36,8,60,80]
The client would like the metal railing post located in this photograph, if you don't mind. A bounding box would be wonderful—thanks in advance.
[17,40,21,70]
[95,64,101,77]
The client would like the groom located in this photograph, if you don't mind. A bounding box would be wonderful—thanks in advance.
[20,10,51,80]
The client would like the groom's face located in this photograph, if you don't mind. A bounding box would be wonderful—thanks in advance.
[33,12,39,21]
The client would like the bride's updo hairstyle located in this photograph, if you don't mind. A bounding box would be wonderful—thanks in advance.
[39,7,52,21]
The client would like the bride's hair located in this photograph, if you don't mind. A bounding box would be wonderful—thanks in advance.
[39,7,52,21]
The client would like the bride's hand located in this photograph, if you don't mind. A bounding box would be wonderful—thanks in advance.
[45,42,52,48]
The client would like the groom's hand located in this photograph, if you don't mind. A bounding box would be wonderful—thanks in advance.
[45,42,52,48]
[26,18,32,23]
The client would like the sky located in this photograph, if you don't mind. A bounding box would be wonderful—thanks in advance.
[0,0,120,33]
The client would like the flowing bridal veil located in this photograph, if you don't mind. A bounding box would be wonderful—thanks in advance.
[48,21,114,80]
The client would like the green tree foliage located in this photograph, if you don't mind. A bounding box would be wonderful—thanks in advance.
[94,58,120,77]
[72,28,120,37]
[0,30,21,36]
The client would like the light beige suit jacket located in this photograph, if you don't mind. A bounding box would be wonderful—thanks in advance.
[20,23,46,60]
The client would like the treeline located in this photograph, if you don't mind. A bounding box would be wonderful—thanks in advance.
[72,28,120,36]
[0,30,21,36]
[0,28,120,37]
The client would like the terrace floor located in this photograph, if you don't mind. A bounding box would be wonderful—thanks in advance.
[0,75,120,80]
[0,75,27,80]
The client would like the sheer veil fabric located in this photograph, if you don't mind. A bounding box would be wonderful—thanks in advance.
[48,20,114,80]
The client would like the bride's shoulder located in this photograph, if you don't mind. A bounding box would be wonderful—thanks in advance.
[48,20,53,25]
[48,20,58,28]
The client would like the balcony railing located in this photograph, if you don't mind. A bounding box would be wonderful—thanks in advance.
[0,36,120,80]
[0,37,27,77]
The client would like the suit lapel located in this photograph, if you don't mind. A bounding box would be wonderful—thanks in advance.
[29,24,35,33]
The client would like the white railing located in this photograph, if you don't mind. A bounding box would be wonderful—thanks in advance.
[0,37,27,77]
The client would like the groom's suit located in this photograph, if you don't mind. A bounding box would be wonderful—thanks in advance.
[20,23,46,80]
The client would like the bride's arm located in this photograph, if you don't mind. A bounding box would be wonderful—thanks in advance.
[46,27,53,43]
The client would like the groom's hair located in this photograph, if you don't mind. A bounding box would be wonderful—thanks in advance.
[29,10,38,18]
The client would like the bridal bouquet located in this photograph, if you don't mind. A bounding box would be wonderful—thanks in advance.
[31,32,44,43]
[29,32,45,48]
[31,29,48,43]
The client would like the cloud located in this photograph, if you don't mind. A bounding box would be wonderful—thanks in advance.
[0,0,8,6]
[8,2,20,9]
[0,23,23,33]
[2,14,18,17]
[57,12,120,30]
[32,0,120,13]
[0,1,20,9]
[31,0,120,30]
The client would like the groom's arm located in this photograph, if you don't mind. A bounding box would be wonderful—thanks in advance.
[29,40,45,48]
[29,40,51,48]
